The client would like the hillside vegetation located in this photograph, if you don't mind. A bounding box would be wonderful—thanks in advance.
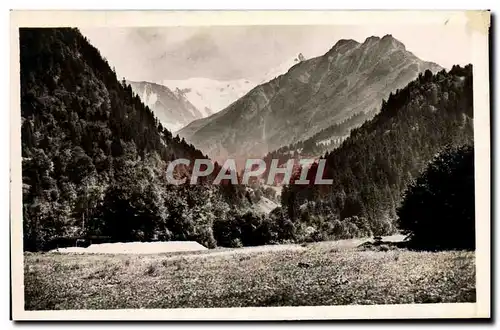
[282,65,473,238]
[20,28,252,251]
[398,145,475,250]
[261,109,378,177]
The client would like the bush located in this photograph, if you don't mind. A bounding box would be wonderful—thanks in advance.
[397,145,475,250]
[213,207,297,247]
[230,238,243,248]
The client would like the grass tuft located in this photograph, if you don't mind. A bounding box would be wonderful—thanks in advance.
[145,264,157,276]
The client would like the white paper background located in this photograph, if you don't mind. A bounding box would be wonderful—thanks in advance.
[2,0,498,328]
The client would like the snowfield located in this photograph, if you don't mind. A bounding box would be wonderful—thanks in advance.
[161,55,304,118]
[162,78,256,116]
[52,241,208,255]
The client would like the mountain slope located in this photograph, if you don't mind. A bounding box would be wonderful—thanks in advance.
[281,65,473,235]
[128,80,204,132]
[262,108,378,176]
[179,35,442,161]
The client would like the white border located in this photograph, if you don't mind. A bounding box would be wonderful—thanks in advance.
[9,10,491,321]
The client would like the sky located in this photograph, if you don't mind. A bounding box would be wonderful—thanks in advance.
[80,24,473,82]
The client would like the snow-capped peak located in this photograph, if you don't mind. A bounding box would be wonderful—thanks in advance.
[160,54,304,118]
[161,77,256,116]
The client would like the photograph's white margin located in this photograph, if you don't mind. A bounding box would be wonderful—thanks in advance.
[9,10,491,321]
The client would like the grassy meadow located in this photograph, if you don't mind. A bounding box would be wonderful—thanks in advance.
[24,238,476,310]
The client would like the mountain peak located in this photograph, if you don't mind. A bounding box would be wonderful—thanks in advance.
[362,34,406,51]
[380,34,406,50]
[329,39,359,53]
[336,38,359,46]
[364,36,380,43]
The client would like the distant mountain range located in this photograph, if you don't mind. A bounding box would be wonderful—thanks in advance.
[129,54,307,133]
[127,80,204,132]
[178,35,442,161]
[161,54,307,119]
[161,77,253,118]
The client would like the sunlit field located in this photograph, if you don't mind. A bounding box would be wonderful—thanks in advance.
[24,237,475,310]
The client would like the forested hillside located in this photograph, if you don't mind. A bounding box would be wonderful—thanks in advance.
[281,65,473,236]
[20,28,249,251]
[261,109,378,177]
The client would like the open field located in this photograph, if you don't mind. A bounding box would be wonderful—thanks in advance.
[24,237,475,310]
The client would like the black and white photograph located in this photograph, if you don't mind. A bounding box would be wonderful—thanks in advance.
[9,10,491,320]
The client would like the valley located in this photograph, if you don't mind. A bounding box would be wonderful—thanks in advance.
[18,26,478,312]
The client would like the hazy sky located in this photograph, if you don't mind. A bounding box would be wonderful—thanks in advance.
[80,24,473,82]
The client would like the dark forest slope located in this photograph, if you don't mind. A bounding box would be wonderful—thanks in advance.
[281,66,473,236]
[20,28,248,250]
